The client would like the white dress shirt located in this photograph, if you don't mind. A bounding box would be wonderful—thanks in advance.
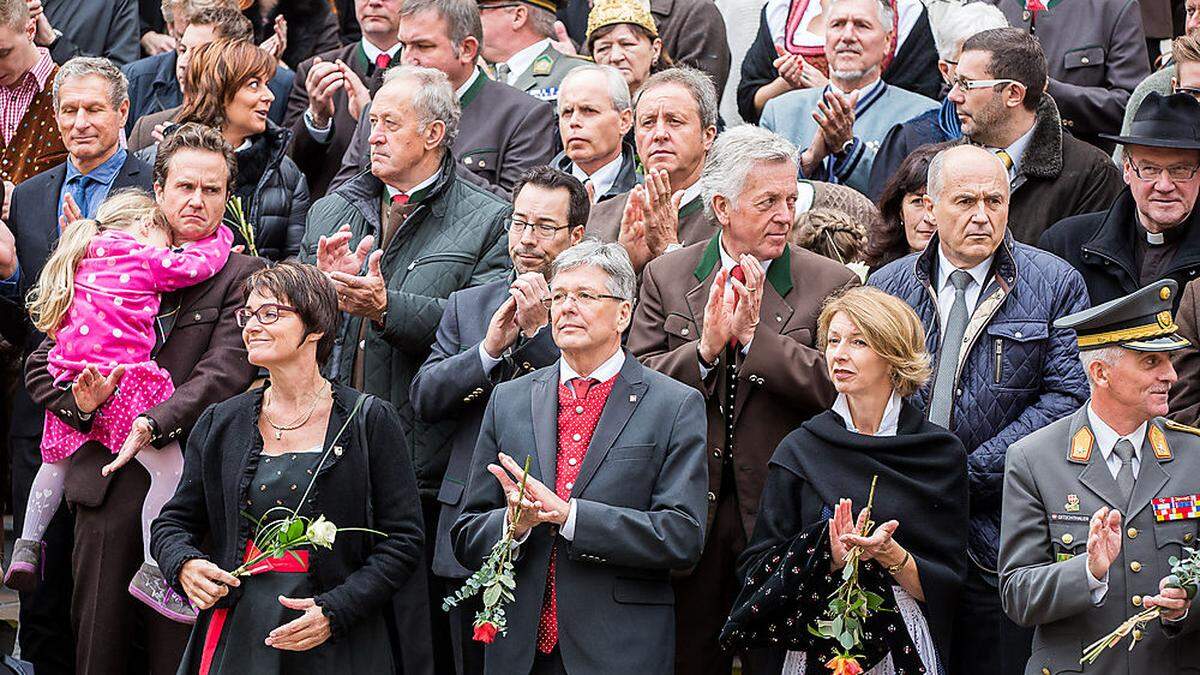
[305,39,402,142]
[935,244,992,329]
[570,151,624,203]
[455,67,483,99]
[993,122,1036,182]
[501,38,552,85]
[832,390,902,437]
[384,167,441,203]
[678,178,705,211]
[1083,404,1148,604]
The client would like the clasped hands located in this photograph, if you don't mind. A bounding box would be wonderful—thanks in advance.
[488,452,569,540]
[618,169,683,271]
[827,498,904,572]
[800,89,858,177]
[1086,506,1191,621]
[697,257,765,364]
[483,273,551,359]
[316,225,388,322]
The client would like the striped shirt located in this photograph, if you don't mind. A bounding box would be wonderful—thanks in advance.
[0,48,54,146]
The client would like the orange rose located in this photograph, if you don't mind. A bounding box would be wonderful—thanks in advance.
[825,654,864,675]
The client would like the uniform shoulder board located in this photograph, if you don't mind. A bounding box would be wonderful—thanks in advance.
[532,54,554,76]
[1164,420,1200,437]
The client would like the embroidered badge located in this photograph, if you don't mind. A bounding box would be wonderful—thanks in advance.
[1149,425,1172,460]
[1069,427,1093,463]
[1152,494,1200,522]
[1064,494,1081,513]
[532,54,553,76]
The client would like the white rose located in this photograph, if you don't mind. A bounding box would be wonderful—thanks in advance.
[307,515,338,549]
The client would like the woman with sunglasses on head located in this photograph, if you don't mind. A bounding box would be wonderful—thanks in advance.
[152,262,424,674]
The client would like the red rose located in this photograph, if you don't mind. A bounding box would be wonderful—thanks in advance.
[473,621,499,644]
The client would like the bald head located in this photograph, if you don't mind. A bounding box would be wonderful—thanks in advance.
[925,144,1010,268]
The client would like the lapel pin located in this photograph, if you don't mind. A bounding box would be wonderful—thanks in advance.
[629,395,637,402]
[1065,494,1080,513]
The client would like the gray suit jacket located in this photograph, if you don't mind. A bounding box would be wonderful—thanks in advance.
[44,0,139,66]
[451,353,708,675]
[509,42,591,103]
[332,70,558,197]
[999,406,1200,674]
[409,278,560,579]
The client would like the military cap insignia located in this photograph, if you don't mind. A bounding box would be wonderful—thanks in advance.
[1069,427,1093,463]
[1149,425,1172,460]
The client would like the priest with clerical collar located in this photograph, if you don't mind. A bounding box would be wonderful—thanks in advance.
[1041,92,1200,312]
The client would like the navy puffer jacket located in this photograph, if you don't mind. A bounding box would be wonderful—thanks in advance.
[869,234,1090,570]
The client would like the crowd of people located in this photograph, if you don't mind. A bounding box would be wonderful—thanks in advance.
[0,0,1197,673]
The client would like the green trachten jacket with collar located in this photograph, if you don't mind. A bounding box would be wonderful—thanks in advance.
[298,153,513,497]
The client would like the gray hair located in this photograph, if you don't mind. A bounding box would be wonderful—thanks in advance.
[636,66,719,130]
[925,144,1006,203]
[382,65,462,147]
[53,57,129,110]
[932,3,1009,61]
[161,0,232,25]
[1080,346,1126,388]
[399,0,483,51]
[830,0,895,32]
[700,125,798,219]
[0,0,29,31]
[527,5,557,39]
[551,239,637,302]
[561,64,632,112]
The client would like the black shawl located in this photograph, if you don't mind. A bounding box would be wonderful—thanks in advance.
[722,400,968,670]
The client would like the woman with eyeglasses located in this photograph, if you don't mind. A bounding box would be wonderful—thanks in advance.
[152,262,424,674]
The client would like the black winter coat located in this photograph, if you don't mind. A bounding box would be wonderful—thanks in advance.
[150,384,425,642]
[242,0,341,71]
[231,122,311,261]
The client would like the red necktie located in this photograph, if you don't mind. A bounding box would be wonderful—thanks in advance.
[570,377,594,400]
[728,264,745,349]
[391,193,409,205]
[375,52,391,70]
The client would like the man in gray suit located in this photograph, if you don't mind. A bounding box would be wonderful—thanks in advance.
[479,0,589,104]
[452,240,708,675]
[1000,279,1200,674]
[411,166,586,675]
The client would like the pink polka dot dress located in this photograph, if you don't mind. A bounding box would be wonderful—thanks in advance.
[40,225,234,462]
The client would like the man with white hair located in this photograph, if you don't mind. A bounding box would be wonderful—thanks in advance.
[1000,280,1200,674]
[551,64,638,203]
[866,1,1008,200]
[760,0,938,194]
[870,144,1091,675]
[629,125,857,675]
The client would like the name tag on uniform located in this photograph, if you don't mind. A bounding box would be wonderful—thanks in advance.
[1050,513,1090,524]
[1153,494,1200,522]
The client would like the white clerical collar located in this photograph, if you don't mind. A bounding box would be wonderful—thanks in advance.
[503,38,551,85]
[1086,403,1147,465]
[936,244,991,292]
[1146,230,1166,245]
[362,38,400,62]
[571,152,624,203]
[717,233,773,274]
[560,347,625,385]
[832,390,903,437]
[385,168,441,201]
[455,67,482,100]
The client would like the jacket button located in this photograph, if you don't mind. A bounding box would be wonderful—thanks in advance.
[523,362,532,370]
[707,491,716,503]
[1061,533,1073,545]
[681,327,689,336]
[1130,561,1141,572]
[1127,527,1138,539]
[1041,669,1050,675]
[1133,628,1144,641]
[1080,56,1090,64]
[712,449,722,459]
[1132,595,1142,607]
[1186,532,1195,543]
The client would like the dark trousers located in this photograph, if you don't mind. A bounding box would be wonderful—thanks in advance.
[673,473,768,675]
[10,431,75,675]
[388,496,444,675]
[447,594,485,675]
[950,564,1033,675]
[69,442,190,675]
[530,647,567,675]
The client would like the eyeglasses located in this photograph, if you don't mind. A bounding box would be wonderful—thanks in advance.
[541,289,627,309]
[509,218,574,240]
[1128,162,1200,182]
[1174,85,1200,100]
[236,303,297,327]
[949,75,1020,92]
[478,2,520,9]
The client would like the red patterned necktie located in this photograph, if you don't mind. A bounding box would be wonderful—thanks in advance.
[571,377,594,400]
[728,264,746,349]
[375,52,391,71]
[391,192,409,205]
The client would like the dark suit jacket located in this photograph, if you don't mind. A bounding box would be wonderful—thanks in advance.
[0,155,154,439]
[651,0,730,99]
[127,105,177,152]
[552,143,640,203]
[44,0,139,66]
[332,72,558,196]
[25,250,264,506]
[628,238,855,536]
[451,353,708,675]
[285,42,387,199]
[409,278,560,579]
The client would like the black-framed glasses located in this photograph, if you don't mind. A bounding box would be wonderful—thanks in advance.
[478,2,521,9]
[949,75,1020,92]
[236,303,298,327]
[541,289,627,309]
[1128,162,1200,182]
[1174,84,1200,100]
[508,218,573,240]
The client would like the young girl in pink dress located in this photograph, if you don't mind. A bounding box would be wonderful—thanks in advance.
[7,190,232,624]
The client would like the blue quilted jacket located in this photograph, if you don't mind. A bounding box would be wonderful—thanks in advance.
[869,234,1090,570]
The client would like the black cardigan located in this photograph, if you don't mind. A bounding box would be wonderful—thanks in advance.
[150,383,425,640]
[736,4,943,124]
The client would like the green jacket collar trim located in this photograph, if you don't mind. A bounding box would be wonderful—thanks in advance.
[459,68,487,109]
[692,236,793,297]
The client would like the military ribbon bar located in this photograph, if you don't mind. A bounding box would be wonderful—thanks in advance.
[1153,494,1200,522]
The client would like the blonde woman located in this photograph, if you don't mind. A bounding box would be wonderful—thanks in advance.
[723,286,968,674]
[7,190,232,625]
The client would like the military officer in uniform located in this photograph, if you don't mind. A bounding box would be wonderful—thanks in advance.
[999,279,1200,674]
[479,0,591,104]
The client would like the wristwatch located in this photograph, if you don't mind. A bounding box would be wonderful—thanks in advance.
[834,138,855,158]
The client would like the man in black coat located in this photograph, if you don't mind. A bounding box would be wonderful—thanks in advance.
[410,166,585,675]
[34,0,140,66]
[1041,92,1200,310]
[0,56,152,675]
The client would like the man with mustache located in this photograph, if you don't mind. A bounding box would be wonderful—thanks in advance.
[411,166,585,675]
[628,125,857,675]
[758,0,937,195]
[999,280,1200,675]
[1041,92,1200,310]
[947,28,1123,244]
[870,144,1091,675]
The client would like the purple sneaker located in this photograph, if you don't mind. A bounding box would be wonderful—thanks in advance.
[3,538,42,592]
[128,561,198,624]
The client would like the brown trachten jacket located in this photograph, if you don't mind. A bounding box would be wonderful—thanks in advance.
[628,237,857,535]
[584,190,717,250]
[1170,277,1200,426]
